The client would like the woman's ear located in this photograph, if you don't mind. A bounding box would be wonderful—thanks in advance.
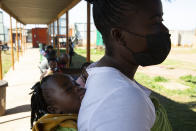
[111,28,126,46]
[47,106,60,114]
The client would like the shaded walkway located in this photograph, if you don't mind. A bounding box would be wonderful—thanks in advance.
[0,48,40,131]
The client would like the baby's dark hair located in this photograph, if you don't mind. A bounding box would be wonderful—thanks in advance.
[81,62,91,70]
[85,0,140,55]
[30,75,52,128]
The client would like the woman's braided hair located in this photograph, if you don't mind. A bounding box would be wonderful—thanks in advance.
[30,75,52,128]
[84,0,139,55]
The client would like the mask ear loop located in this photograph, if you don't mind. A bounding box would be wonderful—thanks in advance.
[120,37,135,54]
[121,29,147,53]
[123,29,146,38]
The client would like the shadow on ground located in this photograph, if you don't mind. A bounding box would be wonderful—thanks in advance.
[152,92,196,131]
[5,104,30,116]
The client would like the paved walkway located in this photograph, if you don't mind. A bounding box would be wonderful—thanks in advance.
[0,48,40,131]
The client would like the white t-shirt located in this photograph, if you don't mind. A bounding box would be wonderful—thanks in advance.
[78,67,156,131]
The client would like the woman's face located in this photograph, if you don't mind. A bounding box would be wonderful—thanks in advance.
[48,75,86,114]
[115,0,168,63]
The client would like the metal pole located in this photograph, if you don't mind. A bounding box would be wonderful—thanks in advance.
[16,21,19,62]
[66,11,69,68]
[48,25,51,45]
[20,24,22,56]
[57,19,60,57]
[24,26,27,50]
[53,22,55,48]
[23,26,26,52]
[10,16,14,70]
[0,49,2,80]
[50,24,52,45]
[22,26,25,53]
[87,2,91,62]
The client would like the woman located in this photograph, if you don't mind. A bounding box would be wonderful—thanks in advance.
[78,0,171,131]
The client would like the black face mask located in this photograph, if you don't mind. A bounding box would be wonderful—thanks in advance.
[123,31,171,66]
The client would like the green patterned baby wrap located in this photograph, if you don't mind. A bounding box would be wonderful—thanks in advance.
[150,96,172,131]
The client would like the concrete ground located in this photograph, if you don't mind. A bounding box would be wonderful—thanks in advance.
[0,48,40,131]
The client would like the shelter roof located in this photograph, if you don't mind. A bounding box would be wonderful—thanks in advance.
[0,0,81,24]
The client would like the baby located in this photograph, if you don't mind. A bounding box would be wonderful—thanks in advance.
[31,73,85,131]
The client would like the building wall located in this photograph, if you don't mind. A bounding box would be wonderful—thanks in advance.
[74,23,97,47]
[170,30,196,47]
[0,11,8,43]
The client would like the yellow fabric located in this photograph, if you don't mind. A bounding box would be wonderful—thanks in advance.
[32,114,77,131]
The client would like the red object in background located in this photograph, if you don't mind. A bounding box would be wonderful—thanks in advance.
[32,28,48,48]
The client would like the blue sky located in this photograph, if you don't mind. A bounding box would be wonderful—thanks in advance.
[1,0,196,30]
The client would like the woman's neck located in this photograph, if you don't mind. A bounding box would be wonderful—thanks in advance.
[96,55,138,79]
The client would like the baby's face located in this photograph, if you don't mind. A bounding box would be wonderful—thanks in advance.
[52,75,86,114]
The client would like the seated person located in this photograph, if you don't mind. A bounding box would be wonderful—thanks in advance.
[57,53,69,71]
[45,45,54,56]
[40,58,60,80]
[30,73,85,131]
[39,50,57,73]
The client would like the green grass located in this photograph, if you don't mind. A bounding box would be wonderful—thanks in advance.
[135,72,196,131]
[153,76,169,82]
[162,59,196,71]
[135,72,196,97]
[2,50,17,76]
[59,48,104,68]
[180,75,196,85]
[179,75,196,92]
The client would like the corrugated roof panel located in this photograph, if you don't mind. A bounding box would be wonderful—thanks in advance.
[0,0,81,24]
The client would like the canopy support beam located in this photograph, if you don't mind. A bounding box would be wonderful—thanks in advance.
[16,21,19,62]
[53,22,55,48]
[20,24,23,56]
[22,26,25,53]
[87,2,91,62]
[66,11,69,68]
[57,19,60,57]
[48,24,50,45]
[10,16,15,70]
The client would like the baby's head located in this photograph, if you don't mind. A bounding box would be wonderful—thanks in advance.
[30,73,85,127]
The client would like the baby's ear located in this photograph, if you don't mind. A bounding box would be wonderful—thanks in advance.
[47,106,60,114]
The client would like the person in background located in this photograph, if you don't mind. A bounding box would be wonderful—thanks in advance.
[68,38,74,65]
[39,48,56,73]
[58,53,69,71]
[40,58,60,80]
